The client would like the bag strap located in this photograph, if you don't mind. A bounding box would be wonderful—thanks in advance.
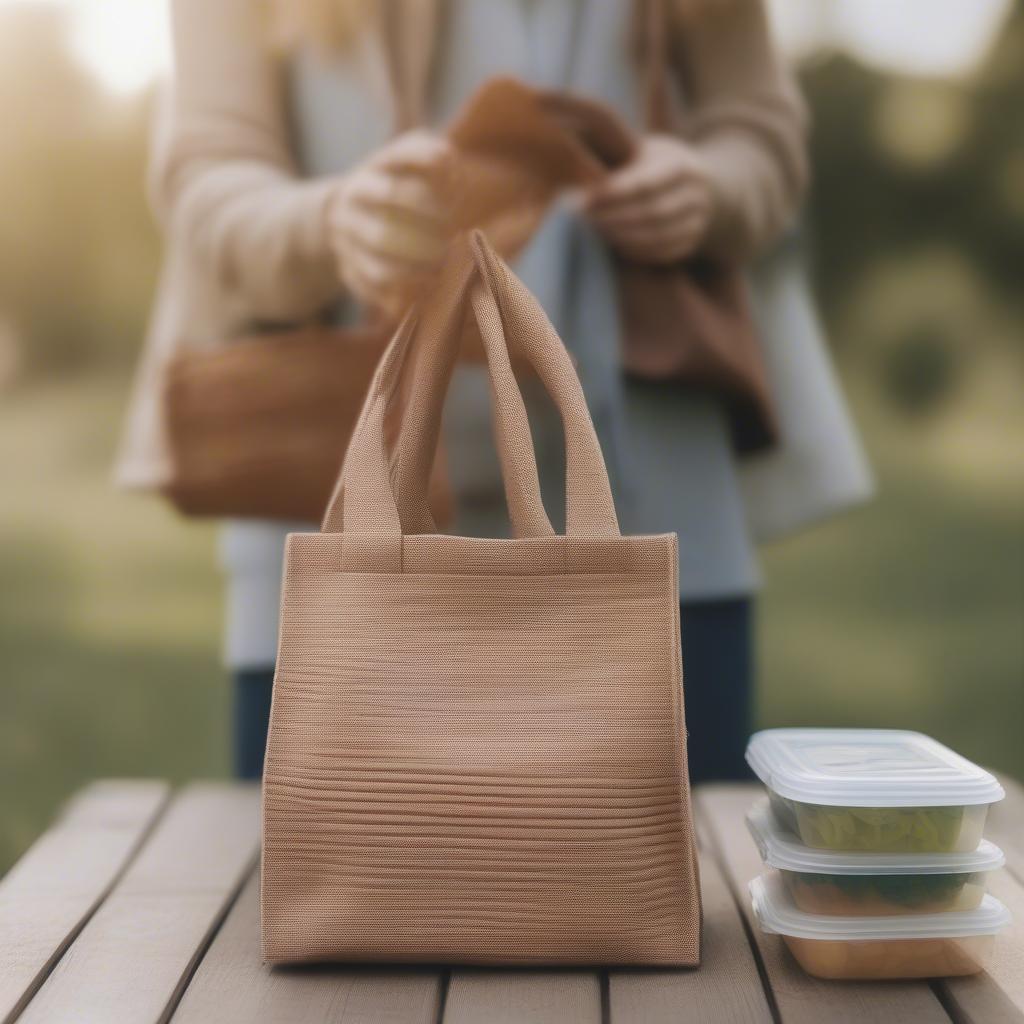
[378,0,442,131]
[322,232,620,543]
[383,0,673,133]
[641,0,686,134]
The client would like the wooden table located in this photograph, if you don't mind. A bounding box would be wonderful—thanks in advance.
[2,778,1022,1024]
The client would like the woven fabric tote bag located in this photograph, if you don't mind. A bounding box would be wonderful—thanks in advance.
[261,232,700,967]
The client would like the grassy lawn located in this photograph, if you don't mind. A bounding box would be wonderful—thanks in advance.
[0,374,223,868]
[1,371,1022,873]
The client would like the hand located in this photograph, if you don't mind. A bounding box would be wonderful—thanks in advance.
[583,134,714,265]
[327,130,454,317]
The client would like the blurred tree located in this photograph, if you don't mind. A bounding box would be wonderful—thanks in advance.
[803,4,1024,352]
[0,6,158,380]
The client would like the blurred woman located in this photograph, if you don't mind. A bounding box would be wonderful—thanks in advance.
[117,0,870,783]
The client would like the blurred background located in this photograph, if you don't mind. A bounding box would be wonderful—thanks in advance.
[1,0,1022,872]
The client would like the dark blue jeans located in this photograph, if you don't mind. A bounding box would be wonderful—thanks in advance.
[232,667,275,780]
[233,597,753,784]
[679,597,754,785]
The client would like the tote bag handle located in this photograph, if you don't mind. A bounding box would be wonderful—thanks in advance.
[322,233,619,545]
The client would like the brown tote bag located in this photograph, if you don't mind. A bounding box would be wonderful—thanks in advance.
[261,232,700,966]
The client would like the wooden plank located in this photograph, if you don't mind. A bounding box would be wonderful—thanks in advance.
[940,770,1024,1020]
[173,872,442,1024]
[608,843,772,1024]
[18,782,260,1024]
[442,970,600,1024]
[0,780,169,1024]
[936,867,1024,1023]
[697,784,951,1024]
[988,774,1024,884]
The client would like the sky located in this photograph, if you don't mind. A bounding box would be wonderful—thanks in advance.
[0,0,1013,95]
[770,0,1012,78]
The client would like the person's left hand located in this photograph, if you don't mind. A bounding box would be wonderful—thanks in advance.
[583,134,714,265]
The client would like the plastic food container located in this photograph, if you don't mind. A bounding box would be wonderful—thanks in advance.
[746,801,1005,916]
[746,729,1004,853]
[750,873,1010,979]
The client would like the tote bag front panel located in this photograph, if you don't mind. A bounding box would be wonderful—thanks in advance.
[262,532,697,966]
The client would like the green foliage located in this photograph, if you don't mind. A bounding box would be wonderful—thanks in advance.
[0,376,225,871]
[879,325,960,419]
[803,7,1024,364]
[0,6,159,378]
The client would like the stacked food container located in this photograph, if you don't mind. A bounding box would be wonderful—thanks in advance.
[744,729,1011,979]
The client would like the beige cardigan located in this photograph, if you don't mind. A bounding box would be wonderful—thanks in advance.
[115,0,811,490]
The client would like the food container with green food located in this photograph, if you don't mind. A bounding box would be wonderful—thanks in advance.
[746,801,1005,916]
[749,873,1010,980]
[746,729,1004,853]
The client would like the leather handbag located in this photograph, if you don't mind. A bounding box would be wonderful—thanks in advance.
[261,232,701,966]
[161,325,451,522]
[615,0,778,453]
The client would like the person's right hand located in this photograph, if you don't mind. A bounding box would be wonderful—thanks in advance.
[326,131,454,318]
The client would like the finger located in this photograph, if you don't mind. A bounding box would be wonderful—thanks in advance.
[346,235,443,291]
[342,247,433,312]
[588,185,711,233]
[613,226,703,264]
[606,207,706,250]
[344,267,406,318]
[600,213,707,264]
[345,170,452,227]
[340,261,386,309]
[591,211,708,262]
[342,205,449,267]
[587,158,679,207]
[375,130,453,175]
[588,158,702,211]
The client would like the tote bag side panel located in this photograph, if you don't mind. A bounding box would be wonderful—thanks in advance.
[261,532,699,967]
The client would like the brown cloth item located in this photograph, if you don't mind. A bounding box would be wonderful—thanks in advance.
[447,77,610,251]
[450,66,778,454]
[261,232,700,966]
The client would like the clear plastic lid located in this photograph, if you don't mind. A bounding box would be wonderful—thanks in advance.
[745,729,1005,808]
[746,801,1006,875]
[750,874,1011,940]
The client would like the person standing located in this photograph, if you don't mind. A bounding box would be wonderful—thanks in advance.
[117,0,871,784]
